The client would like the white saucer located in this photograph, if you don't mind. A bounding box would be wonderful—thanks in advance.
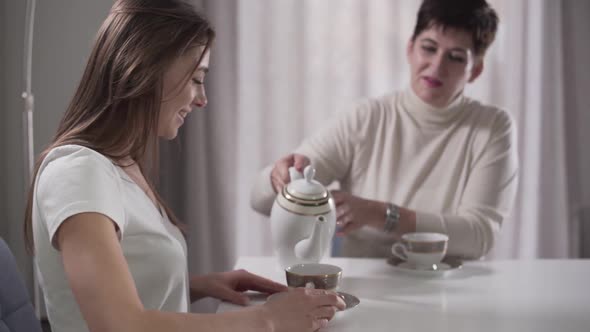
[267,291,360,310]
[387,256,463,277]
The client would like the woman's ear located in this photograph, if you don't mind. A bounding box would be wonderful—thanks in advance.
[468,59,484,83]
[406,38,414,58]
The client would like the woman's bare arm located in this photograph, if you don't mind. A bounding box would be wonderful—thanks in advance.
[56,212,343,332]
[56,212,271,331]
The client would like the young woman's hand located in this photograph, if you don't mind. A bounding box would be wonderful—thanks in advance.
[262,288,346,332]
[190,269,287,305]
[270,154,311,193]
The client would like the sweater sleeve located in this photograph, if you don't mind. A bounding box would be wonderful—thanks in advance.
[416,110,519,259]
[249,102,367,216]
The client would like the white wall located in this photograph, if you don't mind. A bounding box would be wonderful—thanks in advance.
[1,0,30,289]
[32,1,112,153]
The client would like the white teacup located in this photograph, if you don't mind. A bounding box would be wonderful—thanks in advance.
[392,232,449,269]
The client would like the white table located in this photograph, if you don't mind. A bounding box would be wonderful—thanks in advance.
[217,256,590,332]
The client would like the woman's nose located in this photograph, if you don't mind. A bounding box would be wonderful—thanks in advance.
[192,94,207,108]
[430,53,447,75]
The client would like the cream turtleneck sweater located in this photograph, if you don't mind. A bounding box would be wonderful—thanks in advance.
[251,88,519,259]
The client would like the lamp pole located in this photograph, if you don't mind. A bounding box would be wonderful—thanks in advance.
[22,0,40,318]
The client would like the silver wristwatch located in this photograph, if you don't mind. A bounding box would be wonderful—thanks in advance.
[384,203,400,233]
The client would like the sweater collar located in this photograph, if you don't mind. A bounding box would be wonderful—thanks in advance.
[401,86,466,128]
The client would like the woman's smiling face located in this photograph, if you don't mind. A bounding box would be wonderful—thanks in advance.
[158,47,210,139]
[407,25,483,108]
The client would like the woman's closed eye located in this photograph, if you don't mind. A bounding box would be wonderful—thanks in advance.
[192,77,204,85]
[421,45,437,54]
[448,52,466,63]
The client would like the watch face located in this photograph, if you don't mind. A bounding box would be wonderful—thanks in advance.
[384,203,400,233]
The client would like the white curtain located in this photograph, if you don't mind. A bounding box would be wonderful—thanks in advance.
[465,0,571,258]
[179,0,588,282]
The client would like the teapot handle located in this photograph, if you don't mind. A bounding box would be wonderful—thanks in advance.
[288,167,303,182]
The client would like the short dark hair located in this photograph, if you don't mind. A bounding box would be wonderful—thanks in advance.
[411,0,499,56]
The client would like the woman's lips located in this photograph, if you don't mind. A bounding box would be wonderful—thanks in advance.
[422,77,443,88]
[177,109,191,125]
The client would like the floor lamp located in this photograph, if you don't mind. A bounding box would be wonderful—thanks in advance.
[22,0,41,318]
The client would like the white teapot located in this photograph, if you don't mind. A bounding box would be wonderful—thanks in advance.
[270,165,336,269]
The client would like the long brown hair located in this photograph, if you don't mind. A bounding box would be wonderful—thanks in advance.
[24,0,215,251]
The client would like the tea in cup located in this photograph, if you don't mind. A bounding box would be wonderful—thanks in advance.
[391,232,448,269]
[285,263,342,291]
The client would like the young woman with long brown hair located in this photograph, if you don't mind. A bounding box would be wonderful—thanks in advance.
[25,1,344,331]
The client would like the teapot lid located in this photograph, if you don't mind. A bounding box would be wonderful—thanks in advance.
[284,166,329,203]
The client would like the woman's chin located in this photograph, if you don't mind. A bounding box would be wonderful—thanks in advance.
[159,128,179,140]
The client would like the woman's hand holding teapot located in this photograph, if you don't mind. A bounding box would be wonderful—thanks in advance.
[270,154,310,193]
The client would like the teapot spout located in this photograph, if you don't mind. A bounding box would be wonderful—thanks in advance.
[294,215,327,261]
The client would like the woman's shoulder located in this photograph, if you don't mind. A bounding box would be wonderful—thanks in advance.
[39,144,117,178]
[352,91,399,112]
[463,97,515,131]
[344,91,399,122]
[328,92,401,136]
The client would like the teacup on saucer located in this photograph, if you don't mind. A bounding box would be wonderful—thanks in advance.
[391,232,449,269]
[387,256,462,277]
[285,263,342,290]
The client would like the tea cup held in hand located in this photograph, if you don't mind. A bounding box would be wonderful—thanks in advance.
[392,232,449,269]
[285,263,342,291]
